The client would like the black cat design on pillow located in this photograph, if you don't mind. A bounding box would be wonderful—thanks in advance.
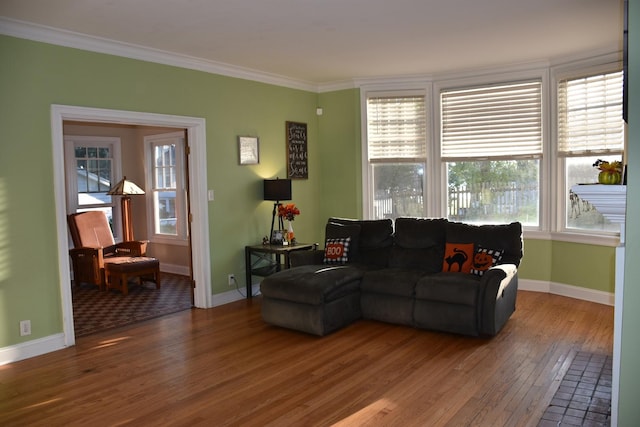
[442,243,474,273]
[445,248,468,272]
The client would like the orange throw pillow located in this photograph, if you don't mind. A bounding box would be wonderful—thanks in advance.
[442,242,474,273]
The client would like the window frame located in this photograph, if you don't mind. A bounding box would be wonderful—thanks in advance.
[551,62,624,241]
[360,59,622,245]
[144,131,189,246]
[63,135,122,239]
[361,86,432,220]
[438,77,545,227]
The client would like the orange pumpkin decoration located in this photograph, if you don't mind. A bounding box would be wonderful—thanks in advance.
[473,251,494,270]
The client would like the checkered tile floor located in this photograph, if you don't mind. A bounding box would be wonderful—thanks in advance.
[72,273,192,337]
[538,351,612,427]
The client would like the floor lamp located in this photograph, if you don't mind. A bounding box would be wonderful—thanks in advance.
[107,176,145,241]
[263,178,292,244]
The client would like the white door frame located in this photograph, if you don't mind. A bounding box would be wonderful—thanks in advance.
[51,105,212,347]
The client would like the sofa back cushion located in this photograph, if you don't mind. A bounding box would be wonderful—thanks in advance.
[390,217,447,272]
[445,221,523,267]
[329,218,393,267]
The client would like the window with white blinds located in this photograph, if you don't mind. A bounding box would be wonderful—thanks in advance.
[441,81,543,160]
[367,95,427,161]
[557,71,624,156]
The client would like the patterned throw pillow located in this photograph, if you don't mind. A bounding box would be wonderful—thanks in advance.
[442,242,474,273]
[470,247,504,276]
[323,237,351,264]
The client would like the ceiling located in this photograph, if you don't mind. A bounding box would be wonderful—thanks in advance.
[0,0,624,87]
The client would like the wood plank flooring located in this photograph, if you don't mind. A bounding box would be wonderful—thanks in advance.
[0,290,613,426]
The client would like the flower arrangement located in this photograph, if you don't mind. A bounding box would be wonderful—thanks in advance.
[278,203,300,221]
[593,159,623,185]
[593,159,623,173]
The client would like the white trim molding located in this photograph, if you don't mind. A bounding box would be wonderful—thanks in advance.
[50,104,212,350]
[0,334,66,366]
[519,279,614,306]
[0,17,318,93]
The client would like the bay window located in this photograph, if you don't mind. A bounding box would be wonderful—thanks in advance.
[361,57,622,240]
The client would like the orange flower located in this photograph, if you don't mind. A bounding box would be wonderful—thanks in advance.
[278,203,300,221]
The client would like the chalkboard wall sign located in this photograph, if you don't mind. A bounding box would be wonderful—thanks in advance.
[286,121,308,179]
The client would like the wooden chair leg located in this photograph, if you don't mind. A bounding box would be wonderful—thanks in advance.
[121,273,129,296]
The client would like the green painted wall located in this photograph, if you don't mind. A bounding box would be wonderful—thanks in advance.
[518,239,553,282]
[551,241,616,293]
[618,0,640,423]
[317,89,362,221]
[0,35,321,346]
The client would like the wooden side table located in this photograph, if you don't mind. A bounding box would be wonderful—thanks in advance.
[244,243,315,299]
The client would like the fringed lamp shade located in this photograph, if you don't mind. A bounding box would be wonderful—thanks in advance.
[107,177,146,196]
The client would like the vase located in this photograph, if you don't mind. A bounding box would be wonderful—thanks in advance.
[598,170,622,185]
[287,221,295,244]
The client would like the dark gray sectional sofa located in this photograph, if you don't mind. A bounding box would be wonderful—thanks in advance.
[260,217,523,337]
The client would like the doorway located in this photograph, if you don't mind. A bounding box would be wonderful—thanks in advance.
[51,105,211,347]
[64,124,193,336]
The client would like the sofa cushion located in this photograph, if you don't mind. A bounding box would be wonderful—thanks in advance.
[415,272,481,306]
[360,268,423,297]
[259,264,364,305]
[389,217,447,272]
[442,242,474,273]
[446,221,523,266]
[323,237,352,264]
[329,218,393,267]
[470,247,503,276]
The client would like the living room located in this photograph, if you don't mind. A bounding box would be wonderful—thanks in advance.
[0,0,639,424]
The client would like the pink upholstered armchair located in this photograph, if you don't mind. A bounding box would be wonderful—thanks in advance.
[68,211,148,289]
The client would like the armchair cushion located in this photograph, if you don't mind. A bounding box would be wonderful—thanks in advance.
[68,211,115,248]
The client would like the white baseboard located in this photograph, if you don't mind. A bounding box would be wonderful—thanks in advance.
[0,334,67,366]
[211,284,261,307]
[519,279,614,306]
[160,263,190,276]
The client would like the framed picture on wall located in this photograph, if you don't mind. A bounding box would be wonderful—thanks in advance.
[285,121,308,179]
[238,136,259,165]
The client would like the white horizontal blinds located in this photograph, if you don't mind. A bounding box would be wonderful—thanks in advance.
[367,95,427,161]
[557,71,624,156]
[441,80,542,160]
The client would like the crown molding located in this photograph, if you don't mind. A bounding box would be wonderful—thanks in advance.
[0,17,319,92]
[0,17,622,95]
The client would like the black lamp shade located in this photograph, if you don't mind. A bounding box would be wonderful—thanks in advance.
[264,179,292,201]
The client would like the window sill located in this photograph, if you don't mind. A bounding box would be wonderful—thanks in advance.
[149,236,189,247]
[524,229,620,247]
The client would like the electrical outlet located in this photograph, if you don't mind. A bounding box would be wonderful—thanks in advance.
[228,274,235,286]
[20,320,31,336]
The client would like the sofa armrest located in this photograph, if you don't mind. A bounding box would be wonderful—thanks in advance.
[290,249,325,267]
[69,246,104,261]
[478,263,518,336]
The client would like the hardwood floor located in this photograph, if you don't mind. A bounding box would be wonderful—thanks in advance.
[0,291,613,426]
